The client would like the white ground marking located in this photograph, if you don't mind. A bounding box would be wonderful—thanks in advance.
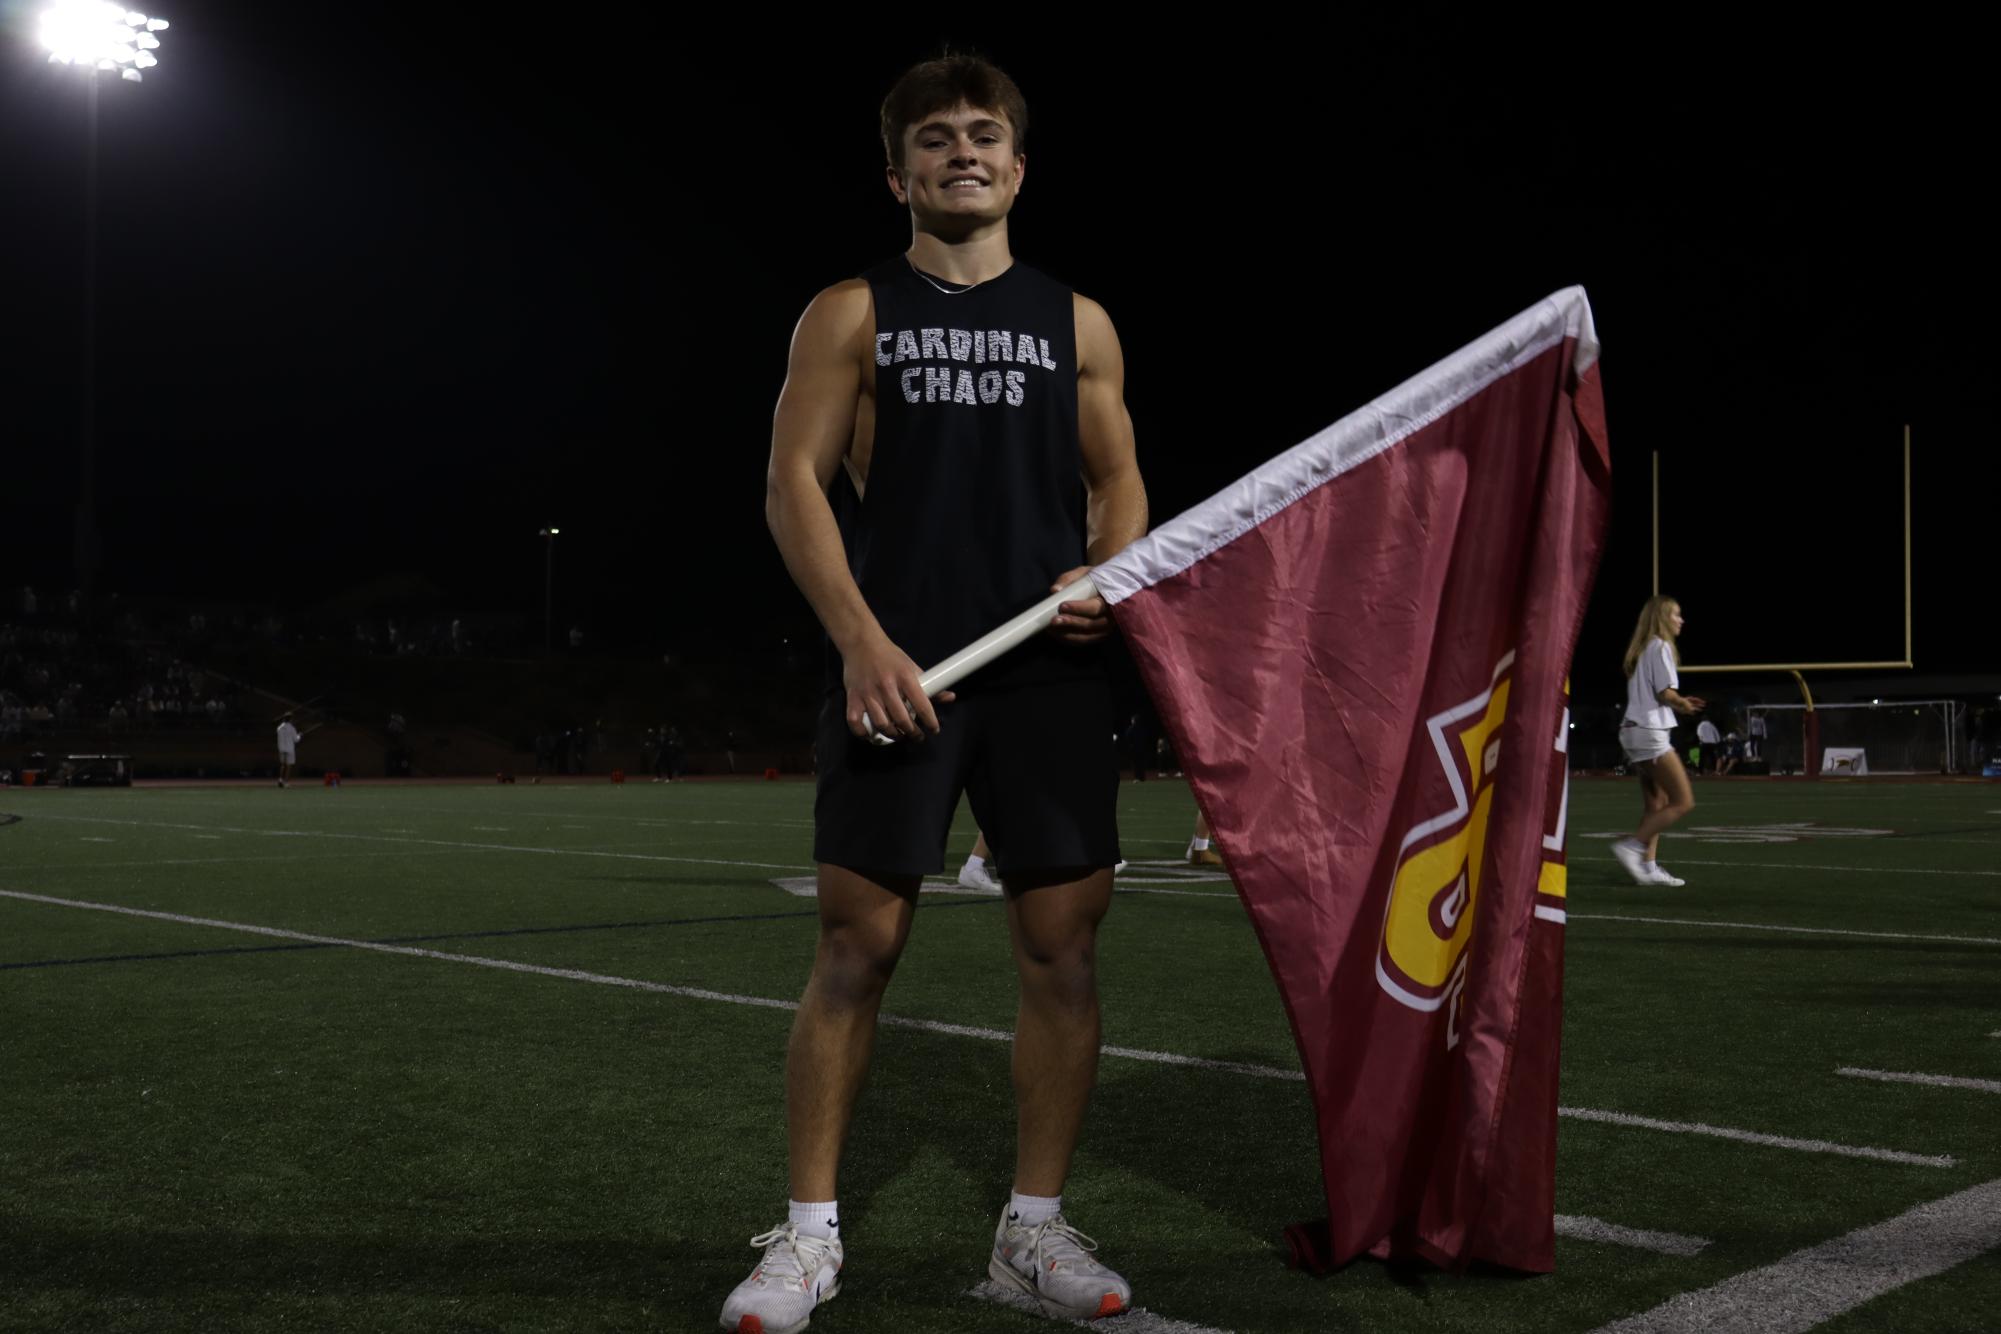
[1096,1043,1304,1081]
[1583,837,2001,874]
[193,835,222,841]
[381,806,819,831]
[1586,824,1894,846]
[767,875,1232,901]
[471,826,510,831]
[5,850,465,872]
[24,812,808,872]
[1589,1177,2001,1334]
[80,838,115,843]
[0,890,1958,1169]
[1116,858,1234,886]
[1836,1066,2001,1095]
[769,875,995,900]
[1667,857,2001,878]
[968,1280,1228,1332]
[0,888,804,1010]
[1556,1107,1952,1168]
[1570,913,2001,947]
[0,888,1276,1079]
[1554,1215,1710,1257]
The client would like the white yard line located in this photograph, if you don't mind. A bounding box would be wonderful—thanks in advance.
[1662,858,2001,878]
[1556,1107,1952,1169]
[1836,1066,2001,1095]
[366,804,819,830]
[1589,1177,2001,1333]
[18,813,809,872]
[1555,1215,1710,1257]
[25,812,1233,895]
[1570,913,2001,948]
[5,849,464,872]
[0,889,1957,1169]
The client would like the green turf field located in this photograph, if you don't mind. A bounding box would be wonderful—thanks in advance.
[3,777,1997,1333]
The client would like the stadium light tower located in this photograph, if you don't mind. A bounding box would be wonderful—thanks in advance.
[539,528,560,656]
[40,3,168,80]
[36,3,170,601]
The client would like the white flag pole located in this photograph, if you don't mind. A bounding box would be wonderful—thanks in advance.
[861,575,1099,745]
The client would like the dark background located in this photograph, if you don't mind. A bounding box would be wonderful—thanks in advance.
[3,13,1990,710]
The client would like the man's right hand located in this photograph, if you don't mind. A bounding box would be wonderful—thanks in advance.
[842,631,954,741]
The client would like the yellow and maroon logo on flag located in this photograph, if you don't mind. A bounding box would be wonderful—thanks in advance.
[1375,651,1515,1047]
[1375,658,1572,1049]
[1536,680,1572,925]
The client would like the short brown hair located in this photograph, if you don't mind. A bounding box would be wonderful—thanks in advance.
[880,54,1028,172]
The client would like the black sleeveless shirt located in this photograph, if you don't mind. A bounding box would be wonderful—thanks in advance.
[829,257,1095,693]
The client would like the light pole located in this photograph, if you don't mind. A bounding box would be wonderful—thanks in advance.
[38,3,169,600]
[538,528,560,655]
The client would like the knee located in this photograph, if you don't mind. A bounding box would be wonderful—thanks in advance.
[813,920,904,1002]
[1017,933,1099,1006]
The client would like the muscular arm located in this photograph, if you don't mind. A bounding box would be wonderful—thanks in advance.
[766,281,946,738]
[1048,293,1148,642]
[766,282,877,652]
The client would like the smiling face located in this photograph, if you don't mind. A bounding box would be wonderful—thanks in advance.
[887,102,1024,234]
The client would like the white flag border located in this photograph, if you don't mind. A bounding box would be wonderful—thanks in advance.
[1092,287,1598,606]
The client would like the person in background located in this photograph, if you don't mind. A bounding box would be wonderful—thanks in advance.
[1610,597,1705,887]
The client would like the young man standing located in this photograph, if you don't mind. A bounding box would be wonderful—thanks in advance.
[275,713,301,788]
[721,54,1147,1333]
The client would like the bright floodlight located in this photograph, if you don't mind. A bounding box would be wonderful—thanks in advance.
[40,2,168,81]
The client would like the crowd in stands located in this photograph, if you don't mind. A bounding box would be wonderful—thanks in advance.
[2,589,248,742]
[349,616,486,657]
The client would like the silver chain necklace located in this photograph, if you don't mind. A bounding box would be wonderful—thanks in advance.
[906,258,980,296]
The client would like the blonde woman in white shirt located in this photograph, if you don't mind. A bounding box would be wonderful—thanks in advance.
[1612,597,1706,886]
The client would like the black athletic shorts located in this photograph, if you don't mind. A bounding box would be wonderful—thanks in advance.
[813,675,1121,878]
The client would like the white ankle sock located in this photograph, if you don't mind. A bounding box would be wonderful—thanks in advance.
[1190,837,1210,852]
[1642,860,1659,874]
[1008,1191,1061,1227]
[964,854,986,871]
[789,1199,839,1240]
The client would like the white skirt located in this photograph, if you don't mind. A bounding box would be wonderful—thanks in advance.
[1619,725,1672,764]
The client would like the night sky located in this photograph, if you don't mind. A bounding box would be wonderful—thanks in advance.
[3,13,1990,706]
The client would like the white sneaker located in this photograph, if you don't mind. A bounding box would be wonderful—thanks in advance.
[988,1207,1131,1321]
[1646,866,1686,887]
[718,1223,842,1334]
[1610,839,1650,886]
[1113,860,1127,875]
[957,861,1004,894]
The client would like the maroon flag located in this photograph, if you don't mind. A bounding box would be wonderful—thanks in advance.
[1094,289,1607,1272]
